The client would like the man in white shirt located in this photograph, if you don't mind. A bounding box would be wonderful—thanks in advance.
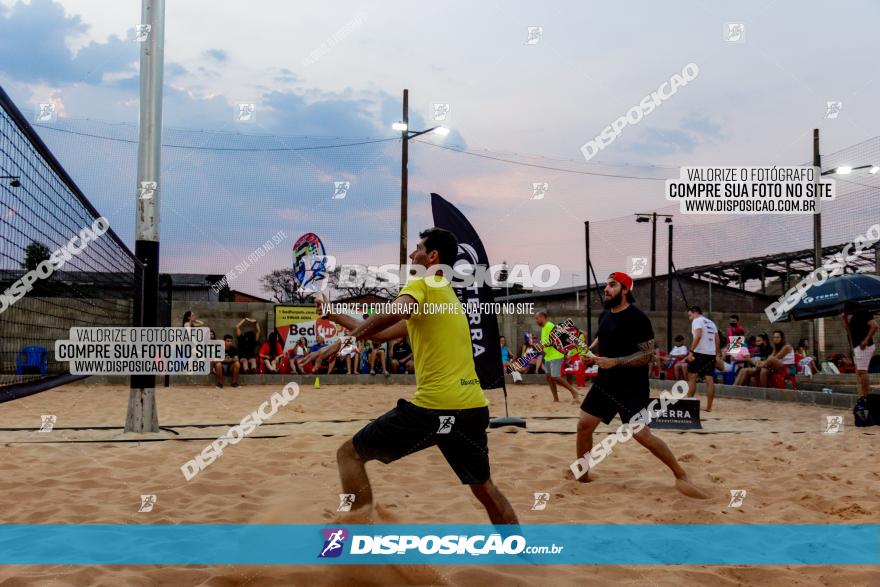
[685,306,721,412]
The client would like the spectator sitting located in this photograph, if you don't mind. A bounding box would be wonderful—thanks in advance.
[735,333,772,386]
[667,334,689,380]
[236,318,261,374]
[368,340,387,375]
[725,335,751,365]
[746,335,758,356]
[796,338,817,376]
[288,337,308,374]
[389,337,415,374]
[756,330,795,387]
[310,335,330,374]
[500,336,511,366]
[214,334,240,388]
[259,331,284,373]
[337,330,359,374]
[519,333,544,374]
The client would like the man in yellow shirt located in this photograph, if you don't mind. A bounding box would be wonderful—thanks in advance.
[535,311,580,402]
[300,228,518,524]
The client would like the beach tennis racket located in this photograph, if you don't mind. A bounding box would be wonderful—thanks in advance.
[507,320,593,373]
[292,232,330,301]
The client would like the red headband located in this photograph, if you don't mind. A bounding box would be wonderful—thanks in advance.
[609,272,634,291]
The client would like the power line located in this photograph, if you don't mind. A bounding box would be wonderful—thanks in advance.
[33,123,399,151]
[413,139,670,181]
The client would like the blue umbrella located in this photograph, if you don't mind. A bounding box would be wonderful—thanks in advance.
[778,274,880,321]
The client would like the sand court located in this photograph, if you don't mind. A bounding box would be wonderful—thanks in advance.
[0,382,877,585]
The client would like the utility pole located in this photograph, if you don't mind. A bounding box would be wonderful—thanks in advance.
[651,211,657,310]
[812,129,824,362]
[667,222,673,353]
[585,221,591,341]
[399,89,409,266]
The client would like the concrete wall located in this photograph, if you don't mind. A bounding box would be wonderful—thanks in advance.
[175,301,855,360]
[498,310,853,357]
[1,297,132,376]
[171,301,278,342]
[515,276,777,315]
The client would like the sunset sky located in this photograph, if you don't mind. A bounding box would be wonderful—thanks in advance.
[2,0,878,296]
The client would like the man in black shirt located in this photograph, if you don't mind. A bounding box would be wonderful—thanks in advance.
[848,310,878,397]
[575,272,707,499]
[214,334,240,388]
[236,318,261,374]
[390,337,414,374]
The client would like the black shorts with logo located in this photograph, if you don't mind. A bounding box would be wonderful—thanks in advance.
[580,382,651,425]
[353,399,491,485]
[688,352,716,376]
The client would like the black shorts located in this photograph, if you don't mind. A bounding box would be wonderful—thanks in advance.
[580,382,650,425]
[353,399,490,485]
[688,352,716,376]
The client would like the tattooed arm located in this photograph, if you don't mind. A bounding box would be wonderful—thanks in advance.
[596,340,655,369]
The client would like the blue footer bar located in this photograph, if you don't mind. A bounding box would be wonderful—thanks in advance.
[0,524,876,565]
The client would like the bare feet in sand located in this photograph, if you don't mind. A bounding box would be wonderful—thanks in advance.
[564,468,593,483]
[675,476,711,499]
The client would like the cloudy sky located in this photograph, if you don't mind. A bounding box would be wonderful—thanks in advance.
[1,0,878,296]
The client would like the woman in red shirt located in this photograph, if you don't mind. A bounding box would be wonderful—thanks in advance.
[259,331,284,373]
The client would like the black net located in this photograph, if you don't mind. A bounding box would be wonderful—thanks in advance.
[0,85,138,392]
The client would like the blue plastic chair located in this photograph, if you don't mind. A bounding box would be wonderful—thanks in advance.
[16,346,48,375]
[358,349,371,374]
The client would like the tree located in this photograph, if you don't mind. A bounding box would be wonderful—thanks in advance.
[259,268,313,303]
[22,241,52,271]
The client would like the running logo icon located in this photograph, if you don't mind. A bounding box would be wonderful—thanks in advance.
[629,256,649,276]
[337,493,355,512]
[823,415,843,434]
[531,492,550,510]
[134,24,151,42]
[825,101,843,119]
[431,103,451,122]
[332,181,350,199]
[525,26,543,45]
[437,416,455,434]
[237,103,256,122]
[38,415,56,432]
[36,103,57,123]
[319,528,348,558]
[138,494,156,512]
[728,489,747,508]
[531,182,549,200]
[138,181,157,201]
[724,23,745,43]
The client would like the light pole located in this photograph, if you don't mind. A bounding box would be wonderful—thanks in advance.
[499,261,510,299]
[667,219,674,353]
[571,273,583,309]
[634,212,673,311]
[394,89,450,266]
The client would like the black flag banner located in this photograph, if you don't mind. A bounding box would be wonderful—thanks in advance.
[430,193,505,390]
